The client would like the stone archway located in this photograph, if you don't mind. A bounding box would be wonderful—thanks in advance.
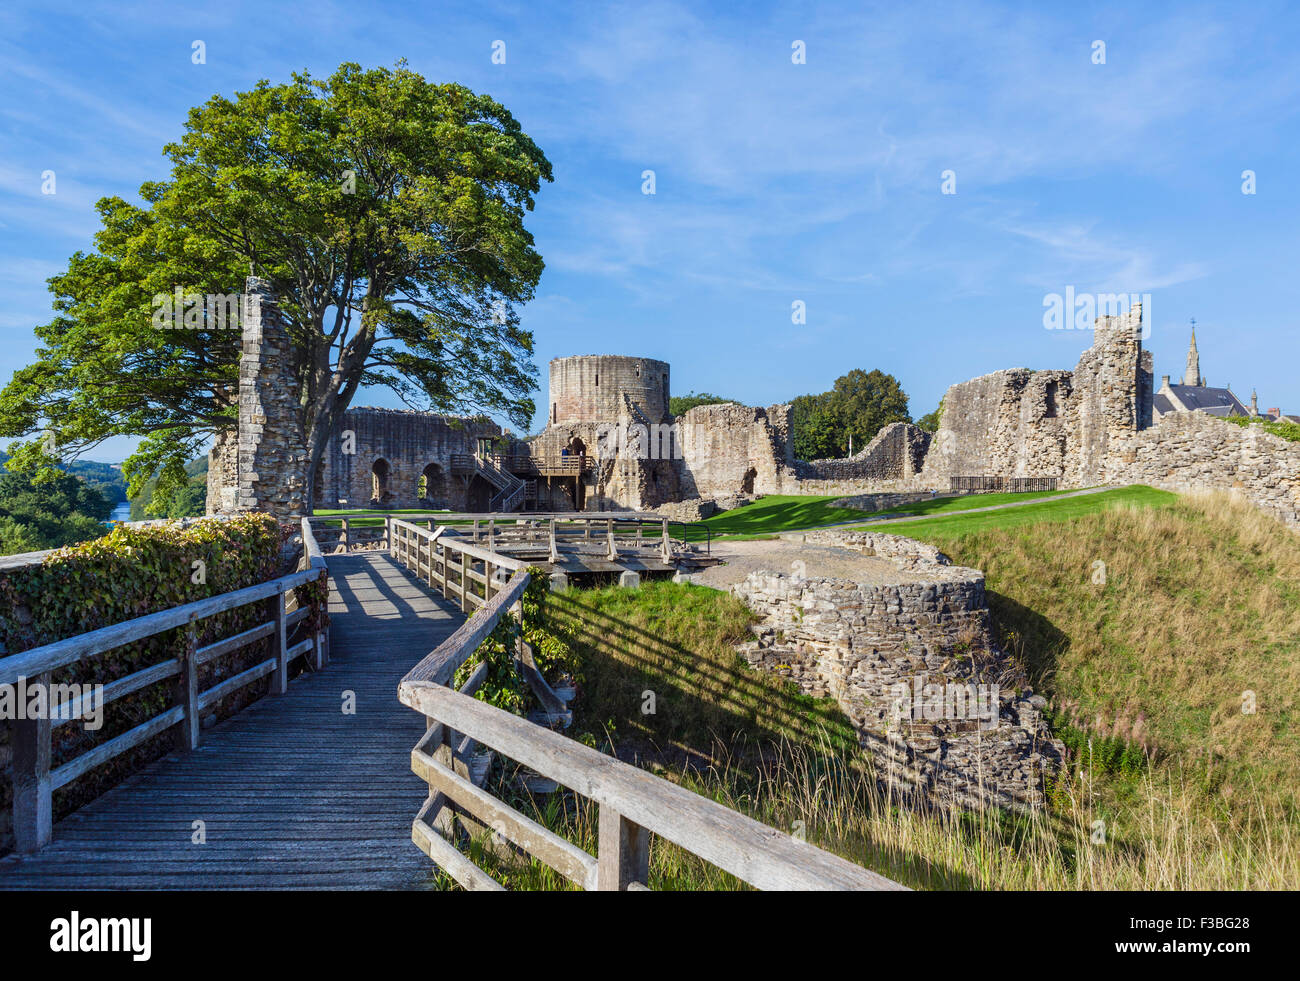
[418,462,447,504]
[741,466,757,495]
[371,458,391,504]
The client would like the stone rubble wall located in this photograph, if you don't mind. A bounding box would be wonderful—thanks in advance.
[316,407,500,510]
[1108,411,1300,526]
[731,533,1064,811]
[675,402,798,499]
[826,491,953,514]
[212,278,309,519]
[800,422,932,482]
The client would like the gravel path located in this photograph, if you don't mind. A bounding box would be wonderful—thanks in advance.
[689,538,924,590]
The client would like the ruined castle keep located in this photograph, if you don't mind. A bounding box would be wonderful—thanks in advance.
[209,286,1299,526]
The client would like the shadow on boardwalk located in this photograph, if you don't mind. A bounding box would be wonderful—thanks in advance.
[0,553,459,890]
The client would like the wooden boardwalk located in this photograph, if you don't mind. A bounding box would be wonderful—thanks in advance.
[0,552,460,890]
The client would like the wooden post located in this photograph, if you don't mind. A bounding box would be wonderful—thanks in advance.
[661,518,672,563]
[384,516,392,553]
[176,619,201,751]
[473,518,480,542]
[606,518,618,561]
[488,519,496,554]
[340,516,349,553]
[13,671,52,852]
[549,519,559,564]
[596,803,650,890]
[272,592,288,695]
[459,550,468,612]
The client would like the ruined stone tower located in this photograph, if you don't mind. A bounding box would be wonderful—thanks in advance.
[206,277,308,518]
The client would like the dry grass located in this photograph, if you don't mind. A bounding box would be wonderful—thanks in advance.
[910,492,1300,803]
[439,492,1300,890]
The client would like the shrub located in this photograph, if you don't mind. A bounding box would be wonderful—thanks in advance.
[0,514,292,852]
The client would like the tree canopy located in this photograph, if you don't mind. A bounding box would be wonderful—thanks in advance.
[791,369,911,460]
[0,469,111,555]
[1,62,553,511]
[669,391,736,416]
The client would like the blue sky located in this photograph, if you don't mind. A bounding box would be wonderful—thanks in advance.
[2,0,1298,462]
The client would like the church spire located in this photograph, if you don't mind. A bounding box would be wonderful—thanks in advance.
[1184,320,1202,387]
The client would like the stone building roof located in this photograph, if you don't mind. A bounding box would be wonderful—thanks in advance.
[1158,383,1249,417]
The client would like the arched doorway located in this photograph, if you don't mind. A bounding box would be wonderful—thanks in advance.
[418,462,447,504]
[371,458,391,504]
[740,466,757,495]
[466,474,493,513]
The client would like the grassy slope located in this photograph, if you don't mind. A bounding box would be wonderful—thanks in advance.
[449,487,1300,889]
[856,485,1174,537]
[692,488,1078,540]
[905,492,1300,808]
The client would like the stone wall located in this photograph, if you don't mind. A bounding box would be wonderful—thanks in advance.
[209,278,309,519]
[1108,412,1300,526]
[676,402,798,499]
[316,407,501,510]
[548,355,670,426]
[800,422,932,482]
[731,532,1064,810]
[919,369,1074,484]
[919,304,1152,491]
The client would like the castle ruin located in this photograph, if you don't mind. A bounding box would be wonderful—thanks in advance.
[209,288,1300,527]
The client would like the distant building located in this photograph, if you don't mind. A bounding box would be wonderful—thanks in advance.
[1153,326,1252,419]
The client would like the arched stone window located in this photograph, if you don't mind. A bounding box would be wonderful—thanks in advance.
[371,458,391,502]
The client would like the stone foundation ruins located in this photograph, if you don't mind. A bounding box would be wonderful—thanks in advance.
[731,530,1064,811]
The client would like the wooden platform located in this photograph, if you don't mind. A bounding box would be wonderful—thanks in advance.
[0,552,459,890]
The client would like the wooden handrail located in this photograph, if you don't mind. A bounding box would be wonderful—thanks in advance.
[390,518,904,891]
[6,517,332,853]
[400,681,905,891]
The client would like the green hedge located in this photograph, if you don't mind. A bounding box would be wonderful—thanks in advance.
[0,514,298,852]
[1222,415,1300,442]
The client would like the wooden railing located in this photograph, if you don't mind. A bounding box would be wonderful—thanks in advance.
[312,511,710,558]
[2,517,331,853]
[950,476,1059,494]
[390,519,903,891]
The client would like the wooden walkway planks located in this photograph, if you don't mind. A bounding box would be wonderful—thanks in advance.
[0,552,462,890]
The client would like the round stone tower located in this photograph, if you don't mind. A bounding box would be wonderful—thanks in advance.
[547,355,671,425]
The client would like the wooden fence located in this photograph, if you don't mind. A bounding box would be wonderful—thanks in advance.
[389,519,904,891]
[313,511,709,557]
[1,517,331,853]
[949,476,1059,494]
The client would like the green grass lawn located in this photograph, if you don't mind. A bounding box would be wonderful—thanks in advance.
[687,488,1085,541]
[856,486,1175,539]
[867,487,1079,518]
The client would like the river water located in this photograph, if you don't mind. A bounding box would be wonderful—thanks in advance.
[108,502,132,523]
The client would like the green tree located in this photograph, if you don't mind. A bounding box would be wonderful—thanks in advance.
[669,391,735,416]
[1,62,553,512]
[791,369,911,460]
[785,369,909,459]
[915,397,944,433]
[0,469,111,555]
[791,393,841,460]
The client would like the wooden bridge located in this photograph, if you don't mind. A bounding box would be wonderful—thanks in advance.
[0,517,901,891]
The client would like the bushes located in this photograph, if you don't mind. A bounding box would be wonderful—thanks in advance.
[1222,415,1300,442]
[0,514,291,851]
[453,568,580,714]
